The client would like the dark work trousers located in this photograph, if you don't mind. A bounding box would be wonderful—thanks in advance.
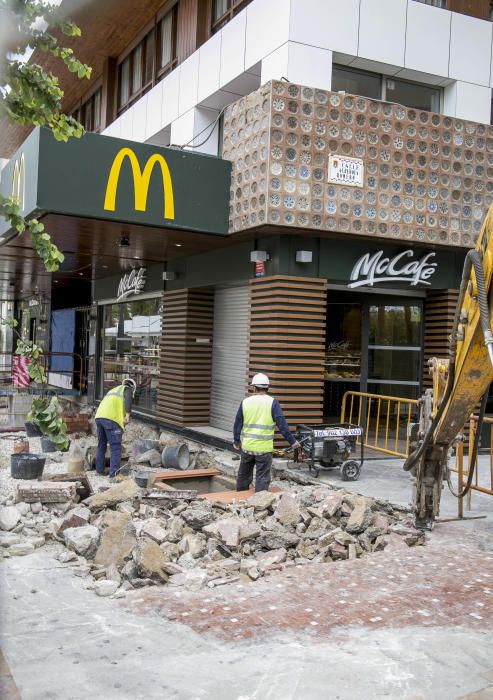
[95,417,123,477]
[236,451,273,492]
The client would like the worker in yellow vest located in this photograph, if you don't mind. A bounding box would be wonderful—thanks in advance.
[95,378,136,480]
[233,373,300,492]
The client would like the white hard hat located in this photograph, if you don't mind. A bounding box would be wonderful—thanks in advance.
[251,373,270,388]
[122,377,137,393]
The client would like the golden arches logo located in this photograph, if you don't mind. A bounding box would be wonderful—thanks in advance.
[103,147,175,220]
[12,153,25,210]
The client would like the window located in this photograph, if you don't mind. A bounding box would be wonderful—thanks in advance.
[385,78,440,112]
[101,298,161,415]
[332,66,381,101]
[72,88,102,132]
[413,0,447,7]
[211,0,253,33]
[332,65,442,113]
[117,8,177,114]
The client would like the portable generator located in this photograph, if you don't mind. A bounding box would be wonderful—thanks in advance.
[292,422,364,480]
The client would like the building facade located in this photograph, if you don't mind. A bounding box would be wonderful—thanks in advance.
[1,0,493,439]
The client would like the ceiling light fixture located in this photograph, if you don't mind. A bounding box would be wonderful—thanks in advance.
[175,243,182,247]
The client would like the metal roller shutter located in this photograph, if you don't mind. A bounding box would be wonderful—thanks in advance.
[210,286,249,431]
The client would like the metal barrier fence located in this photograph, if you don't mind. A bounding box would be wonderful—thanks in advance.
[451,415,493,516]
[340,390,419,458]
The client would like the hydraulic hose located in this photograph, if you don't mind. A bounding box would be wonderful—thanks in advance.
[403,248,492,472]
[446,390,488,498]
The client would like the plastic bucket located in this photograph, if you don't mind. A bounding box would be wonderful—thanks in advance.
[11,453,46,480]
[161,443,190,470]
[41,436,71,453]
[134,471,150,488]
[25,421,42,438]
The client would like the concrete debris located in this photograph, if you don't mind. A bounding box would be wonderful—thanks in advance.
[345,497,373,534]
[63,525,100,557]
[8,542,36,556]
[0,505,21,531]
[135,449,162,467]
[94,580,119,597]
[57,505,91,534]
[141,518,168,545]
[16,482,77,503]
[94,511,136,569]
[133,539,168,582]
[86,480,139,511]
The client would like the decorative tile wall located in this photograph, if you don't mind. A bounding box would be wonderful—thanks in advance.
[222,80,493,247]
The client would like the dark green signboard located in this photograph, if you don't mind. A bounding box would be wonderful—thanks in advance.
[0,127,231,240]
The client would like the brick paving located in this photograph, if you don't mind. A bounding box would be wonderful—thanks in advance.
[125,526,493,641]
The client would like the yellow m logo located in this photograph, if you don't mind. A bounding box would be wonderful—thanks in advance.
[12,153,25,210]
[103,147,175,220]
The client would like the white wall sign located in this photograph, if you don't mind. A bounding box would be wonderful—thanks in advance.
[116,267,147,301]
[348,250,437,289]
[328,155,364,187]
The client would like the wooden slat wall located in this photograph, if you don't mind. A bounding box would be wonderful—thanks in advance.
[447,0,490,20]
[422,289,460,389]
[248,275,327,431]
[157,288,214,425]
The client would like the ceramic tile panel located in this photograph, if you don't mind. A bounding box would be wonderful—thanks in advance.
[222,80,493,248]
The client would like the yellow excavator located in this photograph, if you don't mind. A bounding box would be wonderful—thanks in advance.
[404,207,493,529]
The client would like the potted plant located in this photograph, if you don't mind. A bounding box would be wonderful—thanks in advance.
[0,316,69,475]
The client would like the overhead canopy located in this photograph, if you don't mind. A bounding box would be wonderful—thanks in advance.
[0,127,232,241]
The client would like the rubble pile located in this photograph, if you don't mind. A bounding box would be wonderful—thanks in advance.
[0,471,425,596]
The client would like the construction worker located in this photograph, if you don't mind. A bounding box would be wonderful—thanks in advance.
[233,373,300,492]
[95,377,136,480]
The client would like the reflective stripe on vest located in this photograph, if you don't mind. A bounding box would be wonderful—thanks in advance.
[95,385,126,429]
[241,394,275,453]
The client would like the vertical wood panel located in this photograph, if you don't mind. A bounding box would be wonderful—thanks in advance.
[447,0,490,20]
[247,276,327,435]
[422,289,460,389]
[157,287,214,425]
[177,0,198,62]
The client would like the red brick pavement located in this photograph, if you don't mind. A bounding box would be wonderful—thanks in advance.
[124,527,493,641]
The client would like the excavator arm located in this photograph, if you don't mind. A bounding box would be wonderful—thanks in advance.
[404,206,493,528]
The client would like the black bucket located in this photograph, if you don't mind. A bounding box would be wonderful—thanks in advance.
[11,453,46,480]
[161,443,190,470]
[41,436,71,453]
[25,421,42,438]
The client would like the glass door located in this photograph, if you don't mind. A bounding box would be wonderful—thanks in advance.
[366,302,422,400]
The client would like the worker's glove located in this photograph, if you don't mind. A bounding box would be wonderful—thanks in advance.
[292,440,301,450]
[233,442,241,451]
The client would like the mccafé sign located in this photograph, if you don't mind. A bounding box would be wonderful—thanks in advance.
[348,249,437,289]
[116,267,147,301]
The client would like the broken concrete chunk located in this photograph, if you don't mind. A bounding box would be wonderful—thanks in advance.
[178,533,207,558]
[133,539,168,582]
[8,542,35,556]
[57,505,91,535]
[274,494,301,527]
[94,580,119,597]
[165,516,184,543]
[319,493,343,518]
[141,518,168,545]
[370,512,389,534]
[0,505,21,531]
[256,530,299,550]
[345,498,373,534]
[160,542,180,561]
[257,548,287,572]
[16,482,76,504]
[86,480,139,511]
[94,511,136,570]
[181,505,215,529]
[135,449,162,467]
[296,540,317,559]
[64,525,99,557]
[247,491,278,511]
[0,532,21,547]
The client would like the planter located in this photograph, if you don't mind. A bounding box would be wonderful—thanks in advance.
[41,436,71,453]
[11,453,46,480]
[24,421,42,438]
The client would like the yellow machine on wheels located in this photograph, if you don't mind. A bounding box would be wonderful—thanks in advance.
[405,206,493,529]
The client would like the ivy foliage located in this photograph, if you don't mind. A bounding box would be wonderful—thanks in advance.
[0,0,91,272]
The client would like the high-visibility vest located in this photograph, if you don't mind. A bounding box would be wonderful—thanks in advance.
[95,385,126,429]
[241,394,275,453]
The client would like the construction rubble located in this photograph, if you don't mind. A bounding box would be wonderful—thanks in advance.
[0,427,425,597]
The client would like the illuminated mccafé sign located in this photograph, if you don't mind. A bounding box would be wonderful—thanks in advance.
[348,249,437,288]
[104,148,174,222]
[116,267,147,301]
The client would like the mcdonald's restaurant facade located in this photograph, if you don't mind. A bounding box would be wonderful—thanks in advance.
[1,76,483,441]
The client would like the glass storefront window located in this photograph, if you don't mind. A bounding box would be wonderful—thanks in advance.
[369,304,421,346]
[325,303,362,380]
[101,297,161,414]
